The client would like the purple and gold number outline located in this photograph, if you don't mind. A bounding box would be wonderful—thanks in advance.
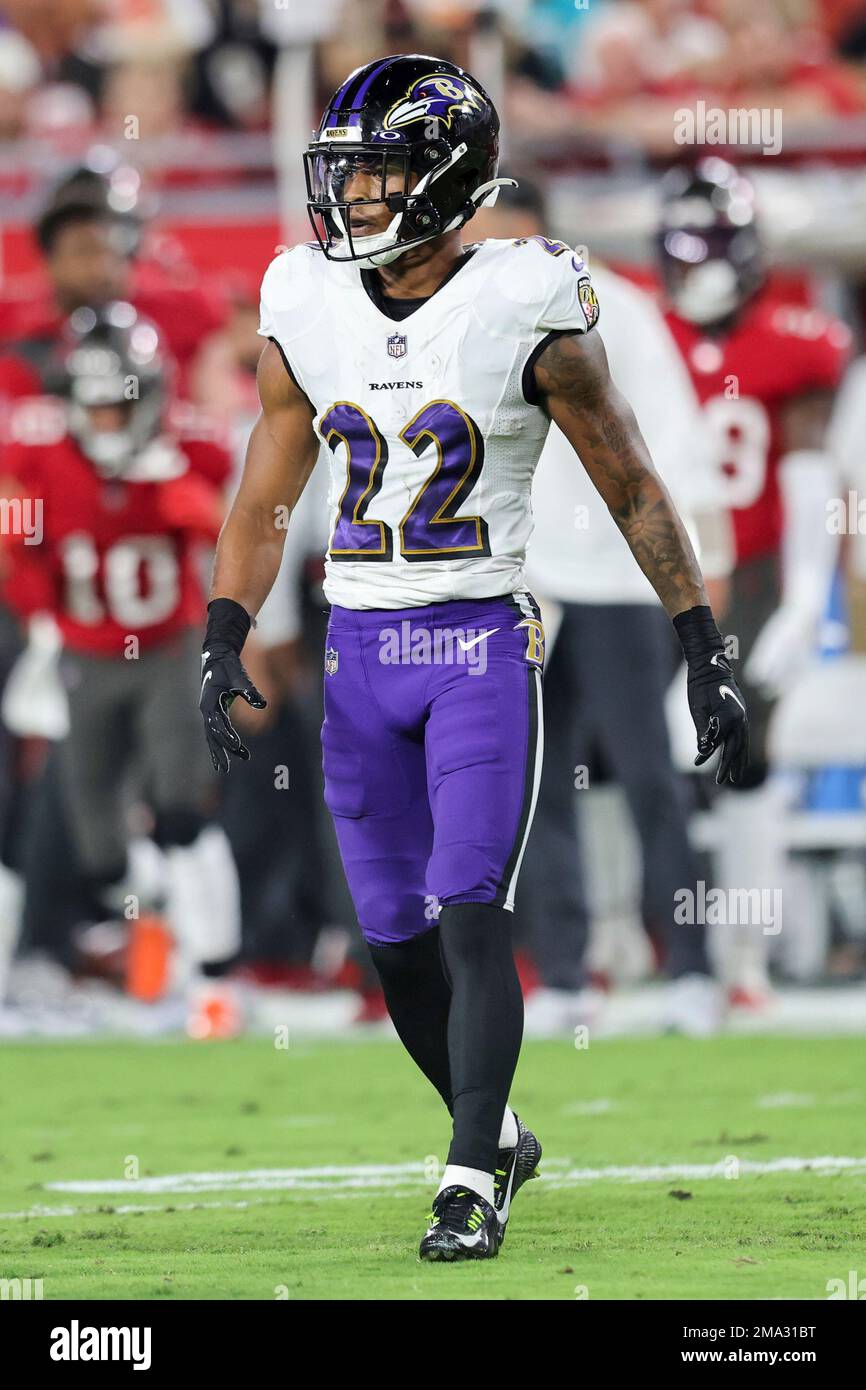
[512,235,570,257]
[325,398,490,563]
[324,401,393,562]
[398,399,490,561]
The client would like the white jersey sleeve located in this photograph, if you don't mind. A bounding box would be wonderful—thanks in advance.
[535,243,600,336]
[258,244,323,399]
[471,236,601,418]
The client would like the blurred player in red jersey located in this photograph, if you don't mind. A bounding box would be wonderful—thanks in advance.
[0,160,228,405]
[658,158,852,1008]
[0,304,242,1036]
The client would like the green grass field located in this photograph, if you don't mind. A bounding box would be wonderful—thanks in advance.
[1,1033,864,1300]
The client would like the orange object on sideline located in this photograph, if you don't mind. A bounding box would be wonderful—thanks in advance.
[126,915,173,1002]
[186,985,242,1041]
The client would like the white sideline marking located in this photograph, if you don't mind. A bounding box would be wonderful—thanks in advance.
[0,1190,425,1221]
[756,1090,861,1109]
[546,1155,866,1184]
[561,1099,618,1116]
[2,1153,865,1222]
[0,1200,261,1220]
[40,1153,866,1200]
[46,1162,434,1195]
[756,1092,817,1108]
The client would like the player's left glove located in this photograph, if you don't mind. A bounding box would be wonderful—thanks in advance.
[674,605,749,786]
[200,598,267,773]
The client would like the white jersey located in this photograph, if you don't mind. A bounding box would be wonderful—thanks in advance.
[829,353,866,582]
[527,265,714,605]
[259,236,598,609]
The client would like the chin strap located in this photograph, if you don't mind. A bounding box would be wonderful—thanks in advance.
[443,178,519,236]
[470,177,519,210]
[338,164,520,267]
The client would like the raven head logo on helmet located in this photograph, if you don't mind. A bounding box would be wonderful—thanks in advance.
[657,157,765,328]
[383,72,482,132]
[304,54,516,269]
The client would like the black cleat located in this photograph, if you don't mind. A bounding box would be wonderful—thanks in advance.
[493,1114,542,1245]
[419,1186,500,1262]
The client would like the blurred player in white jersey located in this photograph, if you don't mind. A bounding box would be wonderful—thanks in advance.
[829,354,866,654]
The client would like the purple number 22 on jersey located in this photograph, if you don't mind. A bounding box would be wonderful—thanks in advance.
[324,399,490,563]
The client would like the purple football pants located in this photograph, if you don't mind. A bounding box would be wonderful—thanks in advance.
[321,593,544,946]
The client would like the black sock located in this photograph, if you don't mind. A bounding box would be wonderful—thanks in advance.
[439,902,524,1175]
[200,955,239,980]
[368,925,453,1110]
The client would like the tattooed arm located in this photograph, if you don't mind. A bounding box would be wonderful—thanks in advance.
[533,327,749,783]
[533,329,707,618]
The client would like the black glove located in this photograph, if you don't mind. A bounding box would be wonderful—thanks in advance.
[674,605,749,786]
[200,598,267,773]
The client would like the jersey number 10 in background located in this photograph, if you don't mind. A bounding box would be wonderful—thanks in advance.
[324,400,491,563]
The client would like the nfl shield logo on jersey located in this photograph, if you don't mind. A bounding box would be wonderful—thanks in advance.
[325,646,339,676]
[387,332,407,360]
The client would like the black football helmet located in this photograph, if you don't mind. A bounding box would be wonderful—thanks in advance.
[657,158,764,327]
[304,53,514,268]
[37,150,144,259]
[61,303,167,477]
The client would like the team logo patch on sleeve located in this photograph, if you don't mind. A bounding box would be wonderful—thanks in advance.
[578,278,599,330]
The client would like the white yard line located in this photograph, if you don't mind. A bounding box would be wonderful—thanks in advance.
[1,1152,863,1222]
[756,1091,861,1109]
[561,1099,619,1116]
[755,1093,818,1109]
[0,1190,425,1221]
[0,1199,265,1220]
[31,1153,866,1205]
[45,1162,435,1195]
[543,1155,866,1185]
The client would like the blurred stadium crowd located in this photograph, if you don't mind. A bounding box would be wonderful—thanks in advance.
[0,0,865,1039]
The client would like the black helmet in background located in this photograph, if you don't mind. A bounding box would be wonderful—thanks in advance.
[657,158,764,327]
[62,303,167,478]
[37,150,145,261]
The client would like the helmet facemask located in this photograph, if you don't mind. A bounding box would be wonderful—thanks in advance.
[67,382,164,479]
[304,138,496,269]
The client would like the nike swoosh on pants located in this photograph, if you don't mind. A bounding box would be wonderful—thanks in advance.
[457,628,499,652]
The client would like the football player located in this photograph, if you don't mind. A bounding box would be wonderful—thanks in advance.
[1,305,242,1036]
[0,164,227,404]
[658,157,851,1007]
[829,353,866,653]
[200,55,747,1260]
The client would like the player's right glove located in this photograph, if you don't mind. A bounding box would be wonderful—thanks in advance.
[674,604,749,786]
[200,598,267,773]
